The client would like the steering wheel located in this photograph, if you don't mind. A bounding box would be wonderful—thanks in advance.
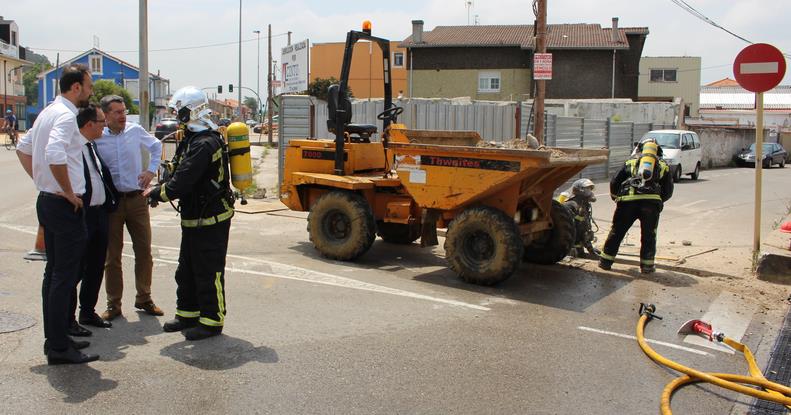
[377,106,404,121]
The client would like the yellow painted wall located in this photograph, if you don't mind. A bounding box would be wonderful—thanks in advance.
[310,41,408,99]
[411,69,532,101]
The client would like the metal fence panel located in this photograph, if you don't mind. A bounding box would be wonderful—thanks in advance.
[609,122,635,176]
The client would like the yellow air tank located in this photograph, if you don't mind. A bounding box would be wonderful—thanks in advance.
[637,141,658,182]
[226,122,253,194]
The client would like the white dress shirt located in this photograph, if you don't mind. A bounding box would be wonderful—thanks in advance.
[17,96,86,194]
[95,122,162,193]
[83,142,106,207]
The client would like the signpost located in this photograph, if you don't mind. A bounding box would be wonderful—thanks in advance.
[733,43,786,257]
[533,53,553,80]
[280,39,310,94]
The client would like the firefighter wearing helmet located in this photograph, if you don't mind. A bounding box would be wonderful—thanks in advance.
[599,137,673,274]
[143,86,234,340]
[561,178,600,258]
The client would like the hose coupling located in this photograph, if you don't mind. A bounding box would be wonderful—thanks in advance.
[639,303,663,321]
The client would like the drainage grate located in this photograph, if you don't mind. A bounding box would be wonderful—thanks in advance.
[749,306,791,414]
[0,310,37,333]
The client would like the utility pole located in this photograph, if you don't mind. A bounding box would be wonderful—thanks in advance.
[533,0,547,144]
[287,31,292,46]
[267,24,273,145]
[253,30,261,122]
[237,0,243,120]
[139,0,149,131]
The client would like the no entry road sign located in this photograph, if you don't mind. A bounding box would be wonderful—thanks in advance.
[733,43,786,93]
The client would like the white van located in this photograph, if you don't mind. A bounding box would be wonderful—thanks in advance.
[640,129,702,182]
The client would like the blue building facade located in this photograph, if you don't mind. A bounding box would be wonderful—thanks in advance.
[37,48,169,118]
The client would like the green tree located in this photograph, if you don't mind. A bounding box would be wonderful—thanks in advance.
[90,79,138,114]
[307,77,353,101]
[23,62,52,106]
[243,96,259,117]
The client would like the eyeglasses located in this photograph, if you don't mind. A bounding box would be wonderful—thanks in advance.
[93,118,106,123]
[110,109,129,116]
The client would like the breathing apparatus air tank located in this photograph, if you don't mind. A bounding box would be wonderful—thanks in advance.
[226,122,253,202]
[636,141,659,186]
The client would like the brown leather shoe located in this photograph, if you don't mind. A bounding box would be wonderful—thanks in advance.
[135,301,164,316]
[100,307,123,321]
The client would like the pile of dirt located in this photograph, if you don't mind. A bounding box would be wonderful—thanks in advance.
[477,137,567,159]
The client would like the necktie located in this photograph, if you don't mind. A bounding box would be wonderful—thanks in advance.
[82,152,92,207]
[87,142,115,204]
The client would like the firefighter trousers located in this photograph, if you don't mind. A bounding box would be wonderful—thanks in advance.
[601,201,662,267]
[174,220,231,328]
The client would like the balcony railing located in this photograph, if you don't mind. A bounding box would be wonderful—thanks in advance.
[0,40,19,59]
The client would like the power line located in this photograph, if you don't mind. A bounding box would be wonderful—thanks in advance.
[666,0,791,59]
[27,32,291,54]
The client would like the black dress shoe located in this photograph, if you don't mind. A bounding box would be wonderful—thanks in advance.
[47,346,99,365]
[79,313,112,328]
[68,321,93,337]
[44,339,90,355]
[163,316,198,332]
[184,324,222,341]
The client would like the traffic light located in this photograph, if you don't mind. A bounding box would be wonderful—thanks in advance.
[217,85,222,93]
[229,84,234,93]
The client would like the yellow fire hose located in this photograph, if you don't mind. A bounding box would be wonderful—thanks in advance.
[636,304,791,414]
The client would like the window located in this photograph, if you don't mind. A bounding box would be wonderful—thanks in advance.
[649,69,677,83]
[124,79,139,100]
[11,31,16,46]
[89,55,102,74]
[392,52,404,68]
[692,133,700,149]
[478,71,501,93]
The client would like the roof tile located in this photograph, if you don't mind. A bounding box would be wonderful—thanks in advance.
[400,23,648,50]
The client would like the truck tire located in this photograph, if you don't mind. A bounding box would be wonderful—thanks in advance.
[444,206,523,286]
[307,191,376,261]
[523,200,576,265]
[691,162,700,180]
[673,165,682,182]
[377,222,421,244]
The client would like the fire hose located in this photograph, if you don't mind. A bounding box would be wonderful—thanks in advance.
[636,303,791,414]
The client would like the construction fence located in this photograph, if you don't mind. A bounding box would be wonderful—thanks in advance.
[278,95,675,186]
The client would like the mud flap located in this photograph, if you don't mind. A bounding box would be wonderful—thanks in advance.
[420,208,441,247]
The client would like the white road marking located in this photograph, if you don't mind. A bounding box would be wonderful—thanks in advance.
[136,249,490,312]
[740,62,779,74]
[682,291,756,354]
[578,326,711,356]
[3,222,488,311]
[679,200,707,209]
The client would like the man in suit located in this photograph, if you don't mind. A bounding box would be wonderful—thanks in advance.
[68,104,119,335]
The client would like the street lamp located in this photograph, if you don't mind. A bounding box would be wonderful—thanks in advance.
[253,30,261,123]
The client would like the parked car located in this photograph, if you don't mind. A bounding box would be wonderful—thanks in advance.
[245,119,258,128]
[253,115,279,134]
[154,118,179,140]
[638,129,703,182]
[734,142,787,168]
[217,118,232,127]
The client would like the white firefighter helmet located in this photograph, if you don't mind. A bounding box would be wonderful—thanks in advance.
[571,178,596,201]
[168,86,218,132]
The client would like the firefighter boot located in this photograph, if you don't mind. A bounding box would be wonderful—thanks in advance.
[184,324,222,341]
[162,316,198,332]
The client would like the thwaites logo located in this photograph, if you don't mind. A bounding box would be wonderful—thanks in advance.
[302,149,347,161]
[420,155,520,172]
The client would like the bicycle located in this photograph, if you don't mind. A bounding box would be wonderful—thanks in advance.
[3,126,17,150]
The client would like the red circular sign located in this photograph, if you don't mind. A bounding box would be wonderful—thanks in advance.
[733,43,786,93]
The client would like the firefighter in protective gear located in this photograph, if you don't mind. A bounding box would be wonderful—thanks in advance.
[599,138,673,274]
[561,178,600,258]
[143,86,234,341]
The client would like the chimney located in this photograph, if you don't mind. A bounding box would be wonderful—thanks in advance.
[412,20,424,44]
[611,17,619,42]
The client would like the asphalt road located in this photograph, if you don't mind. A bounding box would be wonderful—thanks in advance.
[0,147,789,414]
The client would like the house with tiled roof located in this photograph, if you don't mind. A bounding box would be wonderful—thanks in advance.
[399,18,648,101]
[36,48,170,118]
[697,79,791,128]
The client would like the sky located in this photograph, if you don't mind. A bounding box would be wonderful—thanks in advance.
[5,0,790,102]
